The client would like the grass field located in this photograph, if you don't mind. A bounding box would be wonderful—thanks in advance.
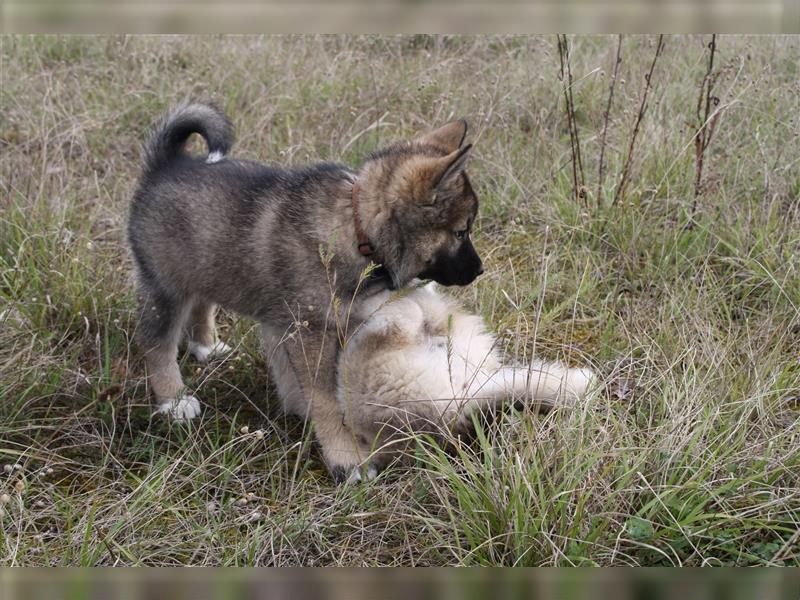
[1,35,798,566]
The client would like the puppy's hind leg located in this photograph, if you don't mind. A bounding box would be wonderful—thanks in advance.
[446,368,530,427]
[186,301,232,363]
[136,285,200,420]
[520,362,596,410]
[455,362,596,423]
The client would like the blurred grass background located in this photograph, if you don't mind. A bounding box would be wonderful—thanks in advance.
[2,568,800,599]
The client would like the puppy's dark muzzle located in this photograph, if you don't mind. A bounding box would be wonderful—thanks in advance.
[455,265,483,286]
[419,251,483,287]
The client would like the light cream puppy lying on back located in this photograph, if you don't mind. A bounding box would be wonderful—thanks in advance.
[337,282,596,478]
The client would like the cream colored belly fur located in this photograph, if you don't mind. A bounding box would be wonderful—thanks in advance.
[336,283,596,469]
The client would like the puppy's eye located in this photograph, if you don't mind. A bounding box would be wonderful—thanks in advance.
[454,229,468,240]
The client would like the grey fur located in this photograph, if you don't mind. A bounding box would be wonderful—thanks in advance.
[128,102,482,480]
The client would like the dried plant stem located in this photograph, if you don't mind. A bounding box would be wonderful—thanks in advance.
[692,34,720,218]
[597,35,623,206]
[612,34,665,208]
[556,34,586,203]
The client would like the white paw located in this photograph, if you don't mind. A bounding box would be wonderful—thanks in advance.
[346,463,378,484]
[157,395,201,420]
[188,340,232,363]
[565,368,597,401]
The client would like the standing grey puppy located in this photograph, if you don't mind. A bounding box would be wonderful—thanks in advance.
[128,102,484,483]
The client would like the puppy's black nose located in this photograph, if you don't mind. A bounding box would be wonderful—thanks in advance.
[477,264,484,276]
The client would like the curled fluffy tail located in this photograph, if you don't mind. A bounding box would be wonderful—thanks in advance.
[143,101,234,174]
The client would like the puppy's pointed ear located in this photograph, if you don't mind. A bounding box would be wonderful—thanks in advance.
[414,119,468,153]
[407,144,472,205]
[432,144,472,190]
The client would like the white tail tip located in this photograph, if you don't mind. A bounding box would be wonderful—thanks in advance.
[206,151,225,164]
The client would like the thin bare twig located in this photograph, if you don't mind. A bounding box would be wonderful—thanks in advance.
[612,34,665,208]
[692,34,720,218]
[556,34,586,204]
[597,35,623,206]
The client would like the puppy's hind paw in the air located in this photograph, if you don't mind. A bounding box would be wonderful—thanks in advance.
[188,340,233,363]
[156,395,202,421]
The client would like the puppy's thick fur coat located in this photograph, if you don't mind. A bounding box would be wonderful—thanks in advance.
[337,283,595,479]
[129,102,484,482]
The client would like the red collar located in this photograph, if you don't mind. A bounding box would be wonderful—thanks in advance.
[351,179,374,257]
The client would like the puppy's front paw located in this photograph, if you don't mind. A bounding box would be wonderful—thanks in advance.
[331,462,379,485]
[157,395,202,420]
[188,340,232,363]
[320,433,375,485]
